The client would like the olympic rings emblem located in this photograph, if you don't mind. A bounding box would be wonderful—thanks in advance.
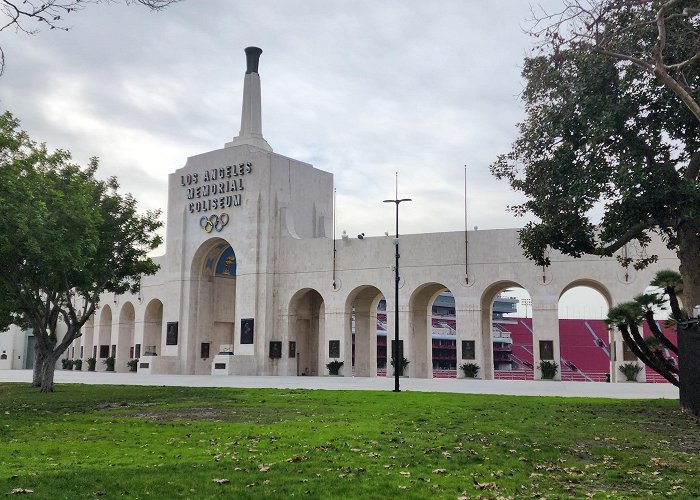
[199,213,230,233]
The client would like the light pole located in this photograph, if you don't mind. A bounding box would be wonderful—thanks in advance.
[383,196,411,392]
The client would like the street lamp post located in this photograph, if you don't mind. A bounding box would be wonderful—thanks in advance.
[383,197,411,392]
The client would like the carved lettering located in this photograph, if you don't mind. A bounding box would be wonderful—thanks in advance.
[182,163,253,213]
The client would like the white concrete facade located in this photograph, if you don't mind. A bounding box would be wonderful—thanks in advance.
[54,47,679,382]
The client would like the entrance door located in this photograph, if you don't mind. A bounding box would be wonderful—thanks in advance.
[25,336,36,369]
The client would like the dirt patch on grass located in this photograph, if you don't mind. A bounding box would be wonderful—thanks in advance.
[115,405,300,424]
[637,408,700,453]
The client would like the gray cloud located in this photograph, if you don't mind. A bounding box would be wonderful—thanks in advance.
[0,0,563,243]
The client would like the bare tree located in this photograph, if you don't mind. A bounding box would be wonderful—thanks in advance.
[0,0,182,75]
[531,0,700,122]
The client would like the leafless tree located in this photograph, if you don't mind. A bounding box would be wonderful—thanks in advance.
[0,0,182,75]
[530,0,700,122]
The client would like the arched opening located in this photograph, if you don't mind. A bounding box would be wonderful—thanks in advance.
[97,305,113,370]
[481,282,533,380]
[80,316,94,363]
[408,283,451,379]
[188,238,237,374]
[345,285,384,377]
[116,302,136,373]
[558,281,612,382]
[289,289,324,376]
[143,299,163,357]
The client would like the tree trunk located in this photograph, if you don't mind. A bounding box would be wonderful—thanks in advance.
[676,223,700,415]
[676,222,700,315]
[31,347,46,388]
[38,352,60,393]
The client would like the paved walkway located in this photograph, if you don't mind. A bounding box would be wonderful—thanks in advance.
[0,369,679,399]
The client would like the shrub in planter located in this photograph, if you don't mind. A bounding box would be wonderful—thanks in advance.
[390,355,410,376]
[127,359,139,372]
[73,359,83,371]
[87,357,97,372]
[539,360,558,380]
[619,362,643,382]
[61,359,70,370]
[104,356,115,372]
[460,362,480,378]
[326,359,344,375]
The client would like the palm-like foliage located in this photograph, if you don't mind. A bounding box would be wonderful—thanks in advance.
[650,270,684,321]
[606,299,678,386]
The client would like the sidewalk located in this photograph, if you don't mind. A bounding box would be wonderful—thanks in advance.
[0,369,679,399]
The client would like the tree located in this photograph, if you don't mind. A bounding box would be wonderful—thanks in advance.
[491,1,700,414]
[492,0,700,312]
[0,110,162,391]
[0,0,182,75]
[604,271,681,386]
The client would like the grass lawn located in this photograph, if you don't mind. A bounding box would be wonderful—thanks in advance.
[0,383,698,499]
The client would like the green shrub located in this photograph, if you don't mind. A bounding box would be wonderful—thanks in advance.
[390,355,410,376]
[104,356,115,372]
[73,359,83,371]
[619,362,643,382]
[460,362,480,378]
[326,360,344,375]
[539,360,558,380]
[127,359,139,372]
[87,357,97,371]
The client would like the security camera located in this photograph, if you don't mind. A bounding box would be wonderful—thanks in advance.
[357,233,365,240]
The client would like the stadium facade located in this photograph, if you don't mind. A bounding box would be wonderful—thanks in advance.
[0,47,680,383]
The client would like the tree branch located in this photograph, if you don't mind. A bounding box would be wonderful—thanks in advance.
[591,218,655,256]
[644,309,678,354]
[685,150,700,181]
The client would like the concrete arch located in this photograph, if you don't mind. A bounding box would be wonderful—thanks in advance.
[559,279,613,309]
[557,279,615,382]
[480,280,533,380]
[143,299,163,356]
[188,237,237,374]
[345,285,385,377]
[408,282,449,378]
[288,288,325,376]
[116,302,136,372]
[97,305,113,368]
[190,237,232,277]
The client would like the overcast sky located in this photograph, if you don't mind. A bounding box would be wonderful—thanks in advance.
[0,0,568,239]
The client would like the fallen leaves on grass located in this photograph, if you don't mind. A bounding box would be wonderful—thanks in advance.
[212,479,230,484]
[473,479,497,490]
[258,464,270,472]
[9,489,34,495]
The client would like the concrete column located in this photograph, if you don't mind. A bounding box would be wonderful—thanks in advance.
[611,328,647,383]
[531,302,560,381]
[323,308,347,376]
[456,305,483,379]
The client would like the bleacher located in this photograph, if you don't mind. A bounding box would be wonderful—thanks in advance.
[368,312,677,383]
